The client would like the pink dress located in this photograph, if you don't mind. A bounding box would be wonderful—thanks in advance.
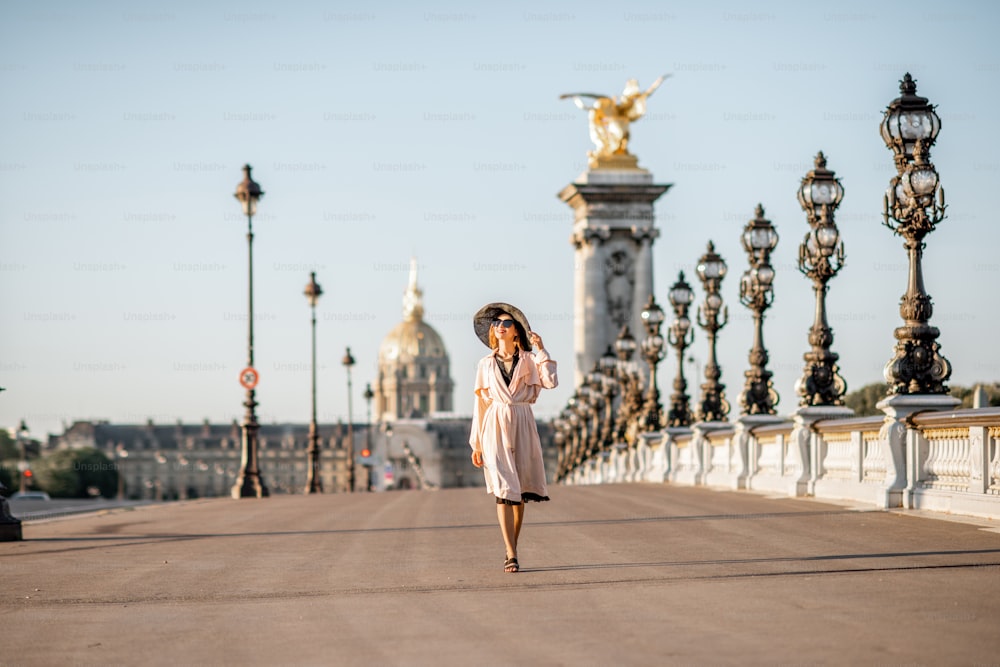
[469,349,558,502]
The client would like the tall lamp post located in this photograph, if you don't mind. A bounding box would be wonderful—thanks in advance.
[115,444,129,500]
[666,272,695,427]
[639,294,666,432]
[231,164,269,498]
[880,73,951,394]
[796,152,848,406]
[695,242,730,422]
[597,346,619,449]
[738,204,780,416]
[15,420,30,494]
[342,347,356,492]
[612,326,641,443]
[304,272,324,494]
[363,383,374,491]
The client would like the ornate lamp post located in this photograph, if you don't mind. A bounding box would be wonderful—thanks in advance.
[880,73,951,394]
[232,164,268,498]
[612,326,642,443]
[695,242,730,422]
[738,205,780,415]
[639,295,666,432]
[304,272,324,494]
[666,272,695,427]
[597,346,619,449]
[342,347,356,492]
[796,152,848,406]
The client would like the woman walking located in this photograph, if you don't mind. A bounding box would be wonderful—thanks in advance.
[470,302,558,573]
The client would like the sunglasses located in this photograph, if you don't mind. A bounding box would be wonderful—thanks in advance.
[492,319,516,329]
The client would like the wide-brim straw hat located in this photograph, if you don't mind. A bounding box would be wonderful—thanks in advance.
[473,302,533,351]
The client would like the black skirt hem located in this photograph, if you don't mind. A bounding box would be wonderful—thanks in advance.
[495,492,550,506]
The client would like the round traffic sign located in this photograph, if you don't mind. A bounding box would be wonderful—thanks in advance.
[239,367,259,390]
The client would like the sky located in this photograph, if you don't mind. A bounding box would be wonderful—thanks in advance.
[2,0,999,439]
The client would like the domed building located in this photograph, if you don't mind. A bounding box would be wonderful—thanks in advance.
[375,259,454,421]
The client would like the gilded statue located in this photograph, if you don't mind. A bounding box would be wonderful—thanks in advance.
[561,75,668,167]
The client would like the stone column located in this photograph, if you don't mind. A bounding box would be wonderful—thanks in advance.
[732,415,786,490]
[788,405,855,496]
[877,394,959,508]
[560,164,671,385]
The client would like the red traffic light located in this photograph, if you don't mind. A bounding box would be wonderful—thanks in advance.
[23,469,33,478]
[360,449,371,458]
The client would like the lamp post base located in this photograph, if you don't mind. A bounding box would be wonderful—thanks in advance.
[231,474,269,499]
[0,497,23,541]
[0,521,21,542]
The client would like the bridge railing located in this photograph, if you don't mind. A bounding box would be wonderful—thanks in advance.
[562,407,1000,521]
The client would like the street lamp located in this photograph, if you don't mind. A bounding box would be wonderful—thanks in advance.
[639,294,666,432]
[613,325,643,443]
[585,365,608,453]
[231,164,269,498]
[796,152,848,406]
[666,272,695,427]
[116,444,129,500]
[738,205,780,416]
[363,383,375,491]
[597,346,619,449]
[304,271,324,494]
[695,241,730,422]
[342,347,356,492]
[15,420,29,494]
[880,73,951,394]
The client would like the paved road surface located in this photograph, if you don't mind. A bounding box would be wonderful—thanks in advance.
[3,484,1000,666]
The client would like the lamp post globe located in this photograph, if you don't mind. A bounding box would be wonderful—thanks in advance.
[880,72,942,172]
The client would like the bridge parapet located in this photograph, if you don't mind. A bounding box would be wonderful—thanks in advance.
[562,406,1000,521]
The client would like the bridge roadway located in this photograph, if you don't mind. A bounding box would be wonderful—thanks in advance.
[3,483,1000,666]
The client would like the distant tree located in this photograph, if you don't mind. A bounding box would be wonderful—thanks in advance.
[34,448,117,499]
[844,382,1000,417]
[843,382,888,417]
[0,429,18,461]
[950,383,1000,409]
[0,465,13,492]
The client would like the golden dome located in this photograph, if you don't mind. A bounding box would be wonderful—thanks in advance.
[378,257,449,364]
[379,319,448,364]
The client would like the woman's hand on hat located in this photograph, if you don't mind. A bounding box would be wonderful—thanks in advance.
[528,331,543,350]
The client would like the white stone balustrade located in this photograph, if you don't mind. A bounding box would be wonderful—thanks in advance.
[560,405,1000,521]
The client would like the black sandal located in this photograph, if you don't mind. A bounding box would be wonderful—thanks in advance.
[504,557,519,573]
